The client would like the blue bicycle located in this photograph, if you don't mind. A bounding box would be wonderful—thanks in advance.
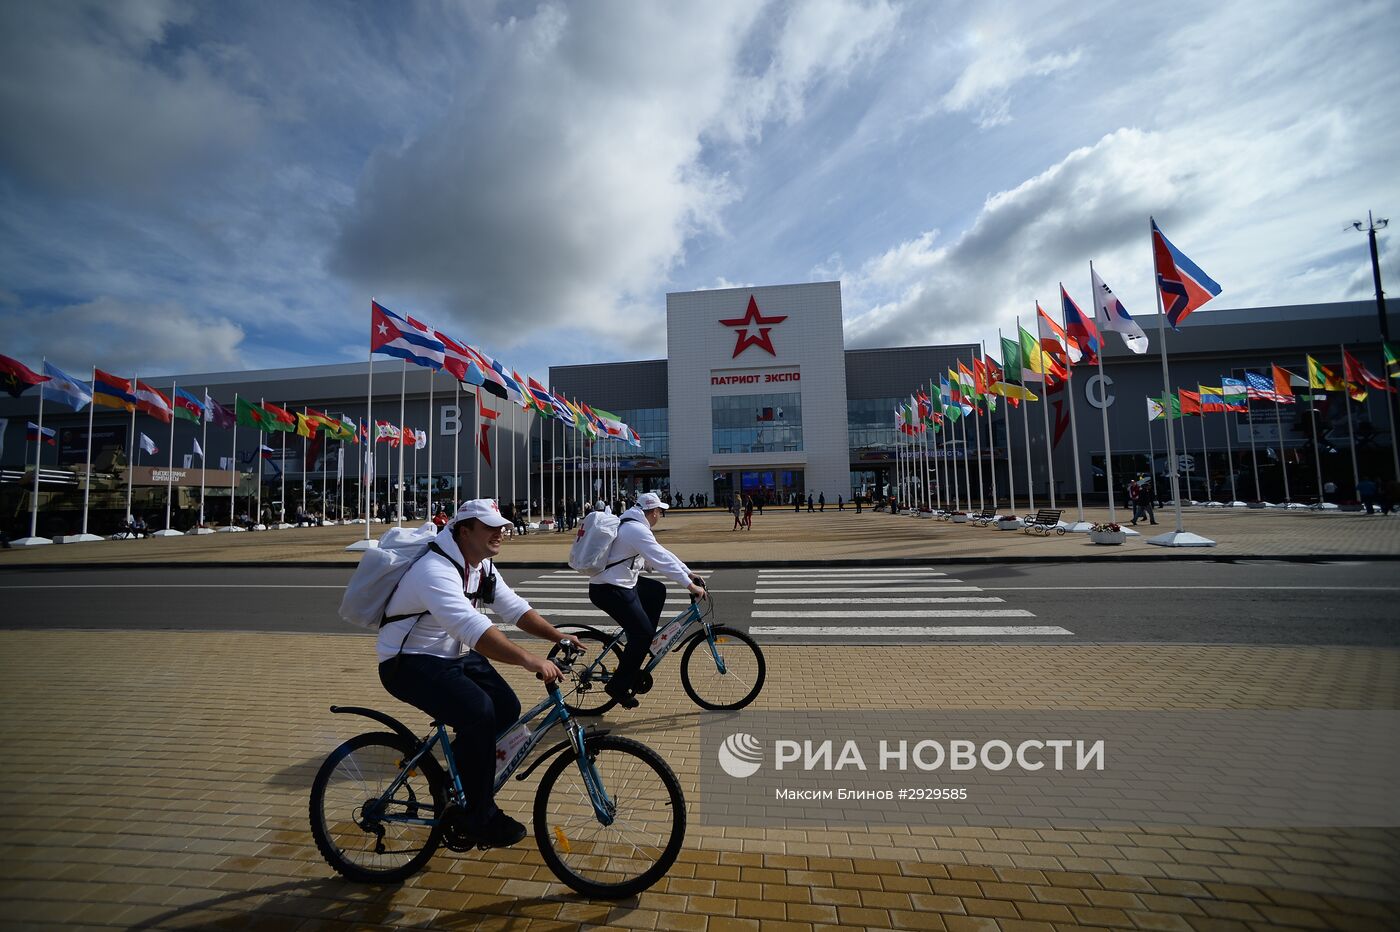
[309,642,686,898]
[548,592,766,715]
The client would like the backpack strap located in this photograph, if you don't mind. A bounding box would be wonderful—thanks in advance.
[597,515,644,573]
[378,541,468,628]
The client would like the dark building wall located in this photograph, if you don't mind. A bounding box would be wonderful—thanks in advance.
[547,359,668,410]
[844,344,980,398]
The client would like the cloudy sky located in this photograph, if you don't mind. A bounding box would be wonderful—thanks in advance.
[2,0,1397,381]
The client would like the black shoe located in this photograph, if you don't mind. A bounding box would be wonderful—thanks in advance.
[477,811,527,849]
[605,682,640,709]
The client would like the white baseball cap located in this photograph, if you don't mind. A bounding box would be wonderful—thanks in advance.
[450,498,512,528]
[637,492,669,511]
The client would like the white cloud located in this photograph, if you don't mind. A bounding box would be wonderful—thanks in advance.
[331,0,900,356]
[8,297,245,377]
[0,2,263,195]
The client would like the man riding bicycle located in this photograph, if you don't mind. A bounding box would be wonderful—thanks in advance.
[588,491,706,708]
[377,499,582,849]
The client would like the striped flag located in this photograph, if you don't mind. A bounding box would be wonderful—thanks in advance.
[371,300,445,371]
[1151,218,1222,329]
[1,354,48,397]
[27,421,56,445]
[93,369,136,411]
[134,380,173,423]
[173,388,205,423]
[40,361,92,411]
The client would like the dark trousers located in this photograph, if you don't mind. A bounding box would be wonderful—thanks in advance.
[379,652,520,829]
[589,576,666,694]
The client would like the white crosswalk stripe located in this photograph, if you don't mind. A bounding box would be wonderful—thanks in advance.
[749,626,1072,637]
[752,565,1072,641]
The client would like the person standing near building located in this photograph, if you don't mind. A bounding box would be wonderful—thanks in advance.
[818,492,825,512]
[731,496,743,530]
[589,492,706,708]
[743,495,754,530]
[806,493,814,512]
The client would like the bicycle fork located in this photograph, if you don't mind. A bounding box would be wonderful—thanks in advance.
[568,720,617,827]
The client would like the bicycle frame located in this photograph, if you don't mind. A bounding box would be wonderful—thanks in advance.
[361,678,617,831]
[575,598,727,685]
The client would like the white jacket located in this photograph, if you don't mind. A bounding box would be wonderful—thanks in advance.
[376,526,532,662]
[590,506,694,589]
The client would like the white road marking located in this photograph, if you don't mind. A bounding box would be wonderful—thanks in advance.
[751,609,1035,618]
[977,586,1400,591]
[0,584,347,590]
[749,625,1072,636]
[748,586,985,593]
[758,570,947,577]
[757,579,968,586]
[520,597,691,604]
[753,597,1005,604]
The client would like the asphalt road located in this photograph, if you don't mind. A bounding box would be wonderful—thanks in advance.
[2,560,1397,646]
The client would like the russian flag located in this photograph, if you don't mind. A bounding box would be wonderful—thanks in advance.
[27,421,56,445]
[1059,285,1099,364]
[1151,219,1221,329]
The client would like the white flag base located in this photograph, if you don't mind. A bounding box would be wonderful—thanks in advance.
[274,522,295,530]
[216,526,246,533]
[1226,501,1249,508]
[252,523,268,531]
[54,533,104,544]
[1250,501,1273,509]
[9,536,53,547]
[1146,530,1217,548]
[1066,521,1093,533]
[186,527,216,535]
[345,538,380,552]
[1122,527,1142,537]
[151,529,183,537]
[346,518,368,524]
[1308,502,1340,511]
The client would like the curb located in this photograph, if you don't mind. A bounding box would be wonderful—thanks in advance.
[3,553,1398,573]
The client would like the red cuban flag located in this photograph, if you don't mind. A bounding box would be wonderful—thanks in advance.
[1151,218,1222,329]
[1059,285,1099,364]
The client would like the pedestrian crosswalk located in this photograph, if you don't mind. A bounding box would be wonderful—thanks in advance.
[504,566,1072,642]
[746,567,1071,641]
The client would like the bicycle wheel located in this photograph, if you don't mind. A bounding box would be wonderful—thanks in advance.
[679,625,766,711]
[550,629,624,716]
[309,731,446,883]
[534,735,686,899]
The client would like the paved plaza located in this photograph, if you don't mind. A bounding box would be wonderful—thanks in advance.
[3,504,1400,567]
[1,508,1397,930]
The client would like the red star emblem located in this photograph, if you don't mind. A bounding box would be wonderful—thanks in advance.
[719,296,787,358]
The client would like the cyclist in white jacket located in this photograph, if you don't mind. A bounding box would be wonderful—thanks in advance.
[589,491,706,707]
[378,499,581,848]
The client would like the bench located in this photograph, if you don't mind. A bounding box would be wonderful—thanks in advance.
[969,510,998,526]
[1022,509,1064,535]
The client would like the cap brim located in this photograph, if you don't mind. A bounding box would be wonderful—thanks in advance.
[654,502,669,510]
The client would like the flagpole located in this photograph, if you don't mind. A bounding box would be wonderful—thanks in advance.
[28,360,46,540]
[922,409,932,512]
[1271,386,1288,500]
[253,399,265,528]
[1340,344,1361,494]
[1220,385,1238,503]
[81,367,97,537]
[127,372,138,528]
[1149,219,1187,536]
[493,404,500,506]
[229,392,239,529]
[453,381,461,510]
[1307,366,1326,504]
[972,390,986,512]
[1089,264,1119,523]
[551,414,557,527]
[364,328,374,540]
[279,406,287,525]
[397,360,407,525]
[526,409,533,527]
[1178,396,1193,502]
[1245,391,1262,502]
[1198,402,1213,503]
[426,372,434,519]
[473,389,480,500]
[164,380,177,531]
[300,407,308,520]
[199,389,208,528]
[997,332,1015,516]
[1146,402,1157,496]
[983,347,999,513]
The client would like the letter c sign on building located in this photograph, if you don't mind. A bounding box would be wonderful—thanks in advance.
[1085,374,1115,410]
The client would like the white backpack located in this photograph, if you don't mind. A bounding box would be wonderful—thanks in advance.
[568,512,640,576]
[339,523,443,629]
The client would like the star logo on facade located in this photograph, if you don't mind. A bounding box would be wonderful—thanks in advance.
[719,296,787,358]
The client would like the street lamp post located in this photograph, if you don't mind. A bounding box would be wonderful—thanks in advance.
[1350,211,1398,481]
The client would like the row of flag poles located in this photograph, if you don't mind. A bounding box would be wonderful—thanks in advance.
[0,351,408,544]
[358,300,641,550]
[887,218,1398,546]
